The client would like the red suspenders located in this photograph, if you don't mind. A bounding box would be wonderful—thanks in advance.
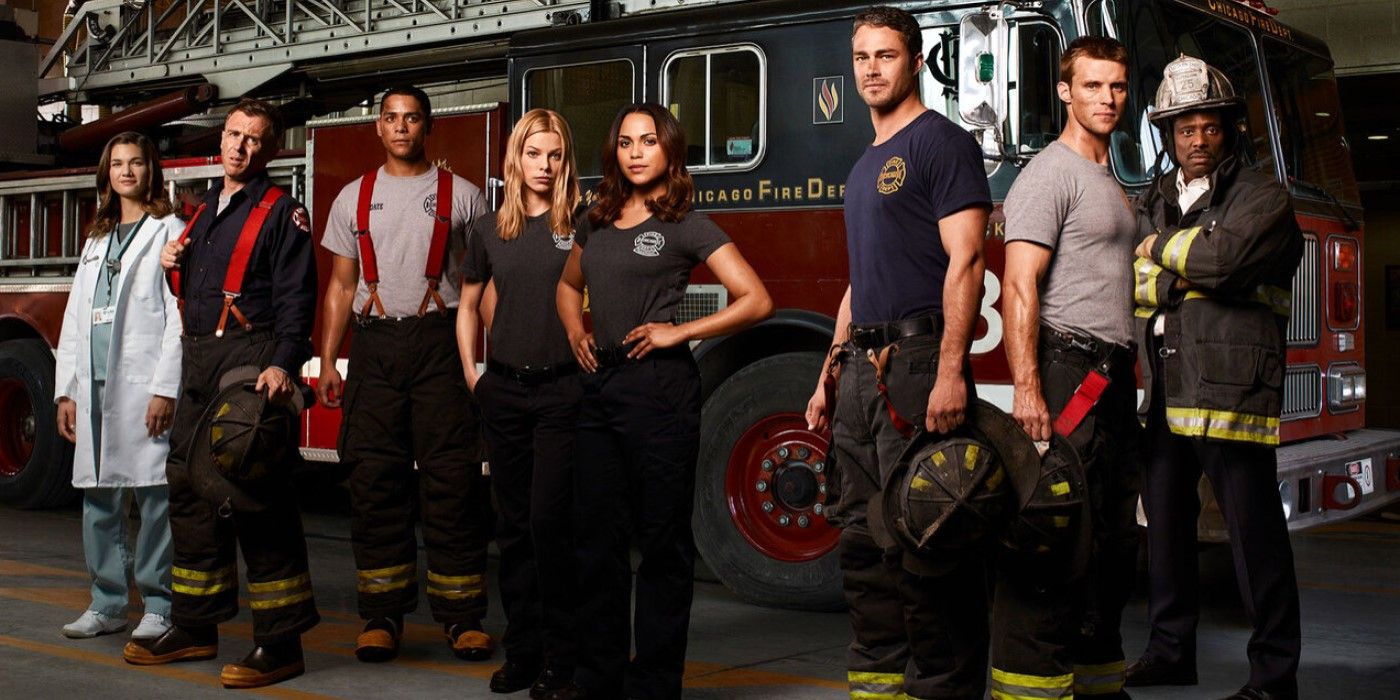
[354,167,454,318]
[168,186,285,336]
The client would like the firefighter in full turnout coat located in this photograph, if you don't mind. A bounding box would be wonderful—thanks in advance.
[316,86,494,663]
[1124,56,1304,700]
[125,98,320,690]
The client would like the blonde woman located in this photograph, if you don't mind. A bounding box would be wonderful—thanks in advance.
[457,108,585,698]
[54,131,183,641]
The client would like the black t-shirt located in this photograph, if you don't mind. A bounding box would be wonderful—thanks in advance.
[463,211,578,368]
[843,109,991,325]
[577,210,730,348]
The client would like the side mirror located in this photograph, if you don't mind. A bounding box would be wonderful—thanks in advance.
[958,8,1009,129]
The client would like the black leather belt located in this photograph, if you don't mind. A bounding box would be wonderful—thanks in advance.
[1040,326,1134,368]
[486,358,578,386]
[847,315,943,350]
[592,344,688,369]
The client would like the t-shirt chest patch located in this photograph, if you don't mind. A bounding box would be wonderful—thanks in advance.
[633,231,665,257]
[877,155,906,195]
[553,231,575,251]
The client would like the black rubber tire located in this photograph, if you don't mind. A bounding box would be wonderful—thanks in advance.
[694,351,844,611]
[0,338,76,509]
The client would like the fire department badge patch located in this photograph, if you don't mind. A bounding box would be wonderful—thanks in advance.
[553,231,575,251]
[633,231,665,257]
[877,156,906,195]
[291,207,311,232]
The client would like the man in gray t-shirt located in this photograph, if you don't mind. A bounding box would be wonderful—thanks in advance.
[312,86,495,665]
[998,37,1142,700]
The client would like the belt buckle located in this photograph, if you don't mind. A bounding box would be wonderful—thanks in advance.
[1068,335,1097,355]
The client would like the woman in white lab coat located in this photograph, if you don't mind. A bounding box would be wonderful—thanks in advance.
[53,131,184,641]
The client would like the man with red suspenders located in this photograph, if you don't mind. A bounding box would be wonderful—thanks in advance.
[315,86,494,664]
[126,98,319,689]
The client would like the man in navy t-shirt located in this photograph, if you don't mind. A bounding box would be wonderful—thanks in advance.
[805,6,991,700]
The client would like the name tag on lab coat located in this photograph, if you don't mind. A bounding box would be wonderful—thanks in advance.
[93,306,116,325]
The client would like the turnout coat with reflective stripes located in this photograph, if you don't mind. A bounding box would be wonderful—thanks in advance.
[1132,156,1303,446]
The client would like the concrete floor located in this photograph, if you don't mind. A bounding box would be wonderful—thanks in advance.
[0,502,1397,698]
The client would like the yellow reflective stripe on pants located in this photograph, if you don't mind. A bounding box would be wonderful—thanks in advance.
[990,668,1073,699]
[1165,406,1280,446]
[357,562,415,594]
[171,564,236,596]
[426,570,484,600]
[1074,660,1126,695]
[1162,226,1202,276]
[247,572,313,610]
[848,670,903,699]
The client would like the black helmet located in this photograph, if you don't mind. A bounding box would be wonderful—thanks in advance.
[1000,434,1089,574]
[188,366,309,515]
[876,400,1032,576]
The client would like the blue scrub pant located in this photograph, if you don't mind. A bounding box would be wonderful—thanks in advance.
[84,380,173,617]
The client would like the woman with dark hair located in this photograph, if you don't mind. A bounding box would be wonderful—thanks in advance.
[556,102,772,700]
[54,131,184,642]
[457,107,586,698]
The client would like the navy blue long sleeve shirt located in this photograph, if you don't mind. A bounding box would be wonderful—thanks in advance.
[179,171,317,373]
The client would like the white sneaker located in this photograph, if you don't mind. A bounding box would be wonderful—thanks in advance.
[61,610,127,639]
[130,612,172,640]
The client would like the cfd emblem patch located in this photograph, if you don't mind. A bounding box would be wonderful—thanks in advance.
[633,231,665,257]
[877,156,906,195]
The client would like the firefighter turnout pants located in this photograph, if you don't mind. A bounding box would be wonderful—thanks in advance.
[165,328,318,644]
[828,333,987,700]
[571,348,700,700]
[338,313,491,624]
[1140,337,1300,698]
[989,332,1141,700]
[475,365,583,669]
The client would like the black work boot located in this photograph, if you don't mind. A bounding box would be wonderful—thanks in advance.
[490,657,541,693]
[122,624,218,665]
[220,637,306,689]
[446,620,495,661]
[354,616,402,663]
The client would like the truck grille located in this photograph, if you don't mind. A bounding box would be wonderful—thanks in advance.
[1287,236,1319,346]
[1281,364,1322,421]
[677,284,728,325]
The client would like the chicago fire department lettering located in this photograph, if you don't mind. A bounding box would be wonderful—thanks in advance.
[877,156,906,195]
[633,231,665,257]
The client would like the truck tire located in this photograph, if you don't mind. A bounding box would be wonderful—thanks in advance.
[695,351,844,611]
[0,338,76,509]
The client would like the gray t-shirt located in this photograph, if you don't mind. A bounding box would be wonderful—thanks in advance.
[1003,141,1136,346]
[322,166,487,317]
[578,211,730,348]
[463,211,577,368]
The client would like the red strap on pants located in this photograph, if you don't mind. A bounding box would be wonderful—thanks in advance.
[1053,369,1110,437]
[353,168,453,317]
[167,202,208,299]
[867,345,916,439]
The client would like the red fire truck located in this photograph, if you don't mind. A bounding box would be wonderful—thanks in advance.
[2,0,1396,610]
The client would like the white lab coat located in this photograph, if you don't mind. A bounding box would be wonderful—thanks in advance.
[54,213,184,488]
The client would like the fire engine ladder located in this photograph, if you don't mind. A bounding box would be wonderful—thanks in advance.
[37,0,746,102]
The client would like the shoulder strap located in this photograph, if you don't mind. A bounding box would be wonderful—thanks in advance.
[167,202,207,298]
[423,168,453,281]
[355,168,380,285]
[222,186,284,296]
[416,168,454,316]
[353,169,387,318]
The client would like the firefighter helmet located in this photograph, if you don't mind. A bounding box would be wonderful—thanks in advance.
[1000,434,1090,574]
[878,400,1029,576]
[1148,54,1243,124]
[188,366,309,515]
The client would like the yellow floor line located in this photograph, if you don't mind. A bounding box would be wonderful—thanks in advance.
[0,634,334,699]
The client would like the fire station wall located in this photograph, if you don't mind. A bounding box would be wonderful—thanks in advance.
[1271,0,1400,75]
[1361,189,1400,429]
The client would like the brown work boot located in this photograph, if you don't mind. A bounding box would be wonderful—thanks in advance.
[220,638,305,689]
[446,621,495,661]
[354,617,402,663]
[122,624,217,665]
